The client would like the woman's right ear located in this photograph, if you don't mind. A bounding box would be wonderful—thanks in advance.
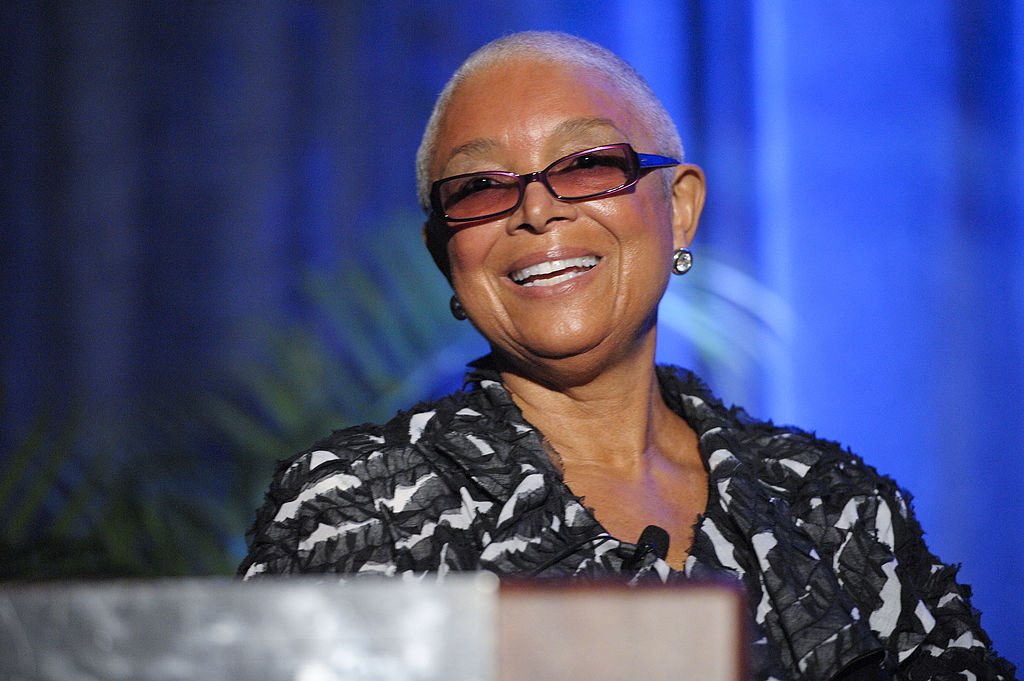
[422,217,453,283]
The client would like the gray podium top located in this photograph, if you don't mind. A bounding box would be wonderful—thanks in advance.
[0,577,744,681]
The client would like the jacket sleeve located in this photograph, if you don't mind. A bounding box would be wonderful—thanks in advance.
[238,444,399,578]
[884,485,1016,680]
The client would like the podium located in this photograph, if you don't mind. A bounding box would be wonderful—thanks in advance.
[0,577,745,680]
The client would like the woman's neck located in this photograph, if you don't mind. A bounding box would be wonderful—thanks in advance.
[499,339,691,477]
[500,339,707,570]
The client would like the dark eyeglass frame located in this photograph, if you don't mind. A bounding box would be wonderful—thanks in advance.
[429,143,680,223]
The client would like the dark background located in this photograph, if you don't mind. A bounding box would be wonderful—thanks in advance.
[2,0,1021,665]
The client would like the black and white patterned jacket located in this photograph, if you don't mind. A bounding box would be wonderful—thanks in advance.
[241,363,1015,681]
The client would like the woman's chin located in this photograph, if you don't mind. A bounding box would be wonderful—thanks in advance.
[495,327,648,384]
[507,316,607,359]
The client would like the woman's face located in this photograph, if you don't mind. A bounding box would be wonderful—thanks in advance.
[430,58,702,376]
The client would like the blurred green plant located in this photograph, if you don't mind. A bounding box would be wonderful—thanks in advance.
[0,212,479,579]
[205,213,484,563]
[0,393,89,577]
[0,388,237,578]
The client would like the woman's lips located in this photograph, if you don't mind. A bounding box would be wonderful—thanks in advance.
[509,255,601,287]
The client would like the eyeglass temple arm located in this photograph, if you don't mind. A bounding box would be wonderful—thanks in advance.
[637,152,680,168]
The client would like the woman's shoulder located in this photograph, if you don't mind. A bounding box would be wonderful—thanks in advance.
[240,384,502,577]
[748,418,895,490]
[249,368,530,527]
[267,384,494,492]
[656,364,902,503]
[666,372,1016,679]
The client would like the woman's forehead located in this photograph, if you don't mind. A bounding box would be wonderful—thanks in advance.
[433,60,647,171]
[444,117,627,163]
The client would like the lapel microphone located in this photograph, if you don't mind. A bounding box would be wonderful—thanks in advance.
[626,524,670,570]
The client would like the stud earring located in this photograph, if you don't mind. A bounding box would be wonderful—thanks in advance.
[449,295,468,320]
[671,248,693,275]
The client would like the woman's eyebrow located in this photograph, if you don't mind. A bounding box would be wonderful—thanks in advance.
[445,138,499,165]
[551,117,624,138]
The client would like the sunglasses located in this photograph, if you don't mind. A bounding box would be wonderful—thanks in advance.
[429,143,679,223]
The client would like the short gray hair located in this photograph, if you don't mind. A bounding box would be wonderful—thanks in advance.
[415,31,685,211]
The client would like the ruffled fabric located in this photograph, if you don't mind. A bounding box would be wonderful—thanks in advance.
[240,362,1016,681]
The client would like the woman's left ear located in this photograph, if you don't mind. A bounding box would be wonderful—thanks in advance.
[670,164,707,250]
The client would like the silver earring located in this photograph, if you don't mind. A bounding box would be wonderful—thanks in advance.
[449,295,468,320]
[671,248,693,275]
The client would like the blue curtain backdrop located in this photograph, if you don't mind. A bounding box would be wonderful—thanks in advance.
[2,0,1021,663]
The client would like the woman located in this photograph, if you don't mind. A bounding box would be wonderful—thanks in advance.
[240,32,1015,681]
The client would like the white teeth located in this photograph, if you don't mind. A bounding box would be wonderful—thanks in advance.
[521,270,588,287]
[510,256,599,286]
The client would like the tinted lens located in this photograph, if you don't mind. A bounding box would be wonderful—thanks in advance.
[547,147,635,198]
[438,173,520,220]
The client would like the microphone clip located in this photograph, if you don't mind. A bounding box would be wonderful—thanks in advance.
[625,524,670,571]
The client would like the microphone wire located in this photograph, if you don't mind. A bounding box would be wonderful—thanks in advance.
[526,533,617,577]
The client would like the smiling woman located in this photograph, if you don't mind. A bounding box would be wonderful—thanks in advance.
[239,32,1015,681]
[431,64,703,386]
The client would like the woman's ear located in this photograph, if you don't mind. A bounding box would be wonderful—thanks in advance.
[670,164,706,250]
[422,216,453,284]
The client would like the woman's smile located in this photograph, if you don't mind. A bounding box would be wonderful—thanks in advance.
[508,254,600,287]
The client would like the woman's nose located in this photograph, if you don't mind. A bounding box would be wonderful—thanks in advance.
[510,178,575,234]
